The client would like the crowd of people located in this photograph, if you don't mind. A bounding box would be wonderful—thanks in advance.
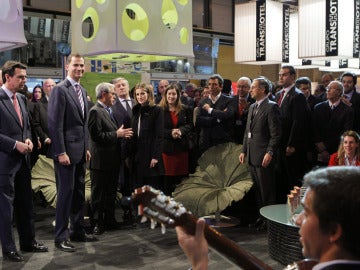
[1,55,360,267]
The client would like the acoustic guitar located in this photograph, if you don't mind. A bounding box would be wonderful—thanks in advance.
[132,186,317,270]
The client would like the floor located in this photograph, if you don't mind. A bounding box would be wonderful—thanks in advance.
[1,202,286,270]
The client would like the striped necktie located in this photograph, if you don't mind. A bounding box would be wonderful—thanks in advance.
[74,84,84,115]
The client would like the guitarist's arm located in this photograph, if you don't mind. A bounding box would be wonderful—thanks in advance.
[176,219,209,270]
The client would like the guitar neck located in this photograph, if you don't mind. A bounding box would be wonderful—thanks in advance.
[179,213,273,270]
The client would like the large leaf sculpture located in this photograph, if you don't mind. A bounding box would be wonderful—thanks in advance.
[31,155,92,208]
[173,143,253,217]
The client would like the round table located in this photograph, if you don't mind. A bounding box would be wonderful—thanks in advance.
[260,204,304,266]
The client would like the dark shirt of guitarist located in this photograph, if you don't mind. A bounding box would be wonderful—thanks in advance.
[176,166,360,270]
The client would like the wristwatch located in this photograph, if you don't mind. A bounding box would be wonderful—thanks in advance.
[267,150,274,157]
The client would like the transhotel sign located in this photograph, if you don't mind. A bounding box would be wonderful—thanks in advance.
[325,0,338,56]
[282,4,290,63]
[256,1,266,61]
[354,0,360,58]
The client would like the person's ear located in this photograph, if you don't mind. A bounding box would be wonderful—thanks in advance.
[329,223,342,243]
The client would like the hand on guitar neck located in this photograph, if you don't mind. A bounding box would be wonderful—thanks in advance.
[132,185,274,270]
[132,186,317,270]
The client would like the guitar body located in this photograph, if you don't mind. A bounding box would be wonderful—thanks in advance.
[132,186,318,270]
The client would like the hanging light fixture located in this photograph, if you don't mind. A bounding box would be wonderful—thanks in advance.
[0,0,27,52]
[71,0,193,62]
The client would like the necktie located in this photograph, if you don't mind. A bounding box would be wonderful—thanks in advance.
[277,90,285,106]
[123,99,132,118]
[74,84,84,115]
[238,98,246,117]
[105,106,116,123]
[251,103,259,120]
[12,94,23,127]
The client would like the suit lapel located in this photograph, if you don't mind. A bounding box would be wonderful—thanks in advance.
[67,80,86,120]
[0,88,23,128]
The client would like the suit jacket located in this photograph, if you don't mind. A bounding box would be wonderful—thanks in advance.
[349,90,360,133]
[0,89,32,174]
[307,94,322,111]
[242,98,282,166]
[47,79,89,163]
[276,86,310,151]
[233,95,255,144]
[163,105,193,154]
[196,94,235,151]
[32,100,49,143]
[88,102,121,170]
[112,97,135,128]
[313,100,354,154]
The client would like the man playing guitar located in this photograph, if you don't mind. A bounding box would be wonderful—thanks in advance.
[176,167,360,270]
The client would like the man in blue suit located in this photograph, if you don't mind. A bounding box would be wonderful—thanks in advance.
[0,61,48,262]
[48,54,96,252]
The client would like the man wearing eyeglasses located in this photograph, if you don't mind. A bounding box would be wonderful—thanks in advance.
[312,81,354,166]
[88,83,133,235]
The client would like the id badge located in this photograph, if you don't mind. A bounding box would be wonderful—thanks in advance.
[235,120,242,126]
[248,132,252,138]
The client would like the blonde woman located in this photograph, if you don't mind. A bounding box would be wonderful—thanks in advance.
[328,130,360,166]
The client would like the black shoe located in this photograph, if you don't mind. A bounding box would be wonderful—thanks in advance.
[70,234,98,242]
[21,241,48,252]
[93,225,105,235]
[55,240,76,252]
[3,251,24,262]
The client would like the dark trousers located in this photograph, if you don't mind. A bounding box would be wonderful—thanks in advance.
[249,164,276,213]
[90,168,119,225]
[275,150,308,203]
[54,160,86,242]
[0,160,35,252]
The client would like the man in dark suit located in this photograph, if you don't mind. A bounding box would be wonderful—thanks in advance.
[111,77,135,129]
[239,77,282,229]
[48,54,96,253]
[0,61,48,262]
[275,65,310,198]
[233,76,255,144]
[313,81,354,166]
[111,77,136,223]
[340,71,360,133]
[32,78,56,156]
[196,74,235,153]
[88,82,133,235]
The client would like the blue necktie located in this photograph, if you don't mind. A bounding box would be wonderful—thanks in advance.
[105,106,116,123]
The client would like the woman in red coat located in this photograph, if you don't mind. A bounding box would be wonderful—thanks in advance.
[328,130,360,166]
